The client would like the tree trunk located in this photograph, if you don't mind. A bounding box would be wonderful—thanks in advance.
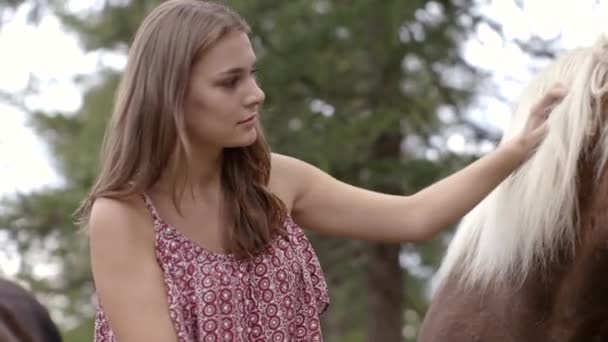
[366,243,404,342]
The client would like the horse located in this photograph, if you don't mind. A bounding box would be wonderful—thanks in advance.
[419,35,608,342]
[0,278,62,342]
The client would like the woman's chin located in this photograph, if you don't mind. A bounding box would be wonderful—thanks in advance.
[227,130,258,148]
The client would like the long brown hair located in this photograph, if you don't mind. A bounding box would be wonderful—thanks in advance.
[76,0,287,258]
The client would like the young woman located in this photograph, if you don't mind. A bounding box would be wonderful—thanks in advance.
[80,1,566,341]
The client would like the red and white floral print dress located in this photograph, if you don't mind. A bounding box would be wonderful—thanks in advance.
[94,195,329,342]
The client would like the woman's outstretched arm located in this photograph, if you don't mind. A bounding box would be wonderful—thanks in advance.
[279,84,566,242]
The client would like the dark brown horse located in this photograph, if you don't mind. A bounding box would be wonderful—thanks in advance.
[419,37,608,342]
[0,279,62,342]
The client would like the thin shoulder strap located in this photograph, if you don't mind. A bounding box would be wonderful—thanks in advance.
[141,193,161,223]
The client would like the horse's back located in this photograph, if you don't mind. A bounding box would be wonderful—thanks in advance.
[0,279,62,342]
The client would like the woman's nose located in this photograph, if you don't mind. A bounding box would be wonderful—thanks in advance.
[244,78,265,107]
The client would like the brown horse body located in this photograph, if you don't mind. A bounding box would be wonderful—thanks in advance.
[420,40,608,342]
[420,159,608,341]
[420,132,608,342]
[0,279,62,342]
[419,218,608,342]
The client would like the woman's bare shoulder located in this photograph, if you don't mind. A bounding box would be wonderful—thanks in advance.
[269,153,318,212]
[88,195,179,342]
[88,195,155,254]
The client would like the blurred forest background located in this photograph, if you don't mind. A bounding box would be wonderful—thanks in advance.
[0,0,598,341]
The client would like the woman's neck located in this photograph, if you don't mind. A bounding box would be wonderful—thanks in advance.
[155,145,225,199]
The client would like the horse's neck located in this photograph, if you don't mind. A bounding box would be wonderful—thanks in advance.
[420,151,608,342]
[493,145,608,340]
[548,151,608,338]
[420,208,608,342]
[0,280,62,342]
[0,323,23,342]
[0,303,36,342]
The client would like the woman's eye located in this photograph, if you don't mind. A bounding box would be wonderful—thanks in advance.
[222,77,239,88]
[219,69,257,89]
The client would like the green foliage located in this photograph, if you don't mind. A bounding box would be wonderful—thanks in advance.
[62,317,95,342]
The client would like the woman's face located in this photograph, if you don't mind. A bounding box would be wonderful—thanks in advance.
[184,30,265,150]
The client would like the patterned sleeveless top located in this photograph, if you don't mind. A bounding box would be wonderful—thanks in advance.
[94,195,330,342]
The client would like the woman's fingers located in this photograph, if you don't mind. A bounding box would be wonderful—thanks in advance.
[529,83,568,121]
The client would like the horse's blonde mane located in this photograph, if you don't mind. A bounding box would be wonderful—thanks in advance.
[436,35,608,290]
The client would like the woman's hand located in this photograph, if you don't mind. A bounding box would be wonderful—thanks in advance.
[507,83,568,160]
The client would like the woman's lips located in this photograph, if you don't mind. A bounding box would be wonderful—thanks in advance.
[238,114,257,124]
